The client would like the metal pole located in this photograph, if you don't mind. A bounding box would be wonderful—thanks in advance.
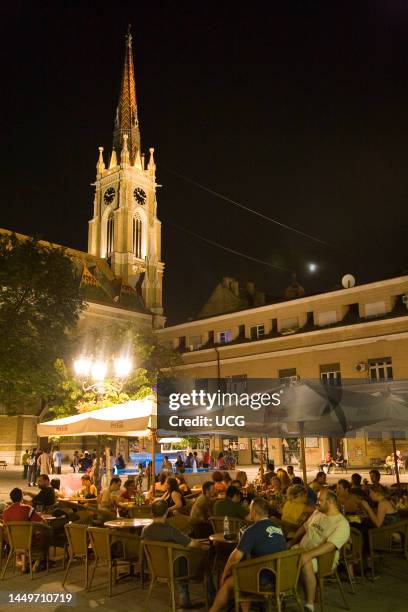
[300,436,308,485]
[259,436,264,481]
[392,436,401,487]
[150,428,157,494]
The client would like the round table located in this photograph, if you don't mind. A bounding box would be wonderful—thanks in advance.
[209,533,238,545]
[104,518,153,529]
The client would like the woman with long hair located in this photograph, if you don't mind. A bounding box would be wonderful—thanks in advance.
[360,485,400,527]
[276,468,291,492]
[161,477,186,513]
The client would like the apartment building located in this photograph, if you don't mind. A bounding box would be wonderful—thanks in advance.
[157,275,408,468]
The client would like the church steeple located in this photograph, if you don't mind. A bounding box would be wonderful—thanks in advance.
[112,26,140,165]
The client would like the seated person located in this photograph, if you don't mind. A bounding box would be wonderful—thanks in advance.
[189,481,215,538]
[161,477,186,514]
[176,475,191,496]
[4,488,44,523]
[142,499,213,609]
[25,474,56,511]
[336,479,363,515]
[78,474,98,499]
[222,471,232,489]
[319,452,334,473]
[50,478,65,499]
[276,468,291,492]
[292,476,317,506]
[98,476,122,520]
[4,488,50,571]
[209,497,286,612]
[263,462,276,486]
[287,465,295,482]
[282,484,314,526]
[350,473,367,499]
[289,489,350,612]
[334,450,344,468]
[115,453,126,470]
[147,472,167,501]
[120,478,136,500]
[363,469,381,489]
[360,485,400,527]
[309,471,327,494]
[212,470,227,494]
[213,485,250,521]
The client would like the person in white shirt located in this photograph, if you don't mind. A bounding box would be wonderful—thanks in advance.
[289,488,350,612]
[52,447,62,475]
[38,450,52,475]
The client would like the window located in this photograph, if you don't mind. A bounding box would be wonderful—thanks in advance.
[279,368,298,384]
[365,301,386,318]
[208,330,214,344]
[132,216,142,258]
[369,358,393,381]
[189,335,202,350]
[195,378,208,392]
[320,363,341,385]
[225,375,247,394]
[250,324,265,340]
[218,330,232,344]
[106,214,114,255]
[238,324,245,338]
[178,336,186,350]
[271,318,278,334]
[318,310,337,327]
[281,317,299,332]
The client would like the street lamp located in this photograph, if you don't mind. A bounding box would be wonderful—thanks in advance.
[73,355,132,397]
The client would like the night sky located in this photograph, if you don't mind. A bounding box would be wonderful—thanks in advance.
[1,1,408,324]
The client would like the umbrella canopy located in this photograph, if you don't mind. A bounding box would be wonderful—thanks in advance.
[37,396,157,438]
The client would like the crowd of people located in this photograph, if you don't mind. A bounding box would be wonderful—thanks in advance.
[3,451,407,609]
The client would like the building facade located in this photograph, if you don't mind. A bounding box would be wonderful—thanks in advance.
[157,275,408,468]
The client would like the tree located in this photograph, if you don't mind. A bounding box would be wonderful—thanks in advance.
[0,233,85,413]
[45,322,181,418]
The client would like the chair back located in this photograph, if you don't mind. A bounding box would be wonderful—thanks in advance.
[65,522,88,557]
[349,527,363,559]
[368,519,408,553]
[275,548,303,593]
[4,522,33,551]
[166,514,191,535]
[88,527,111,561]
[209,515,243,534]
[142,539,173,580]
[233,548,302,595]
[316,549,336,577]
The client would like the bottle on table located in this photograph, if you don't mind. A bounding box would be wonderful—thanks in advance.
[223,516,230,537]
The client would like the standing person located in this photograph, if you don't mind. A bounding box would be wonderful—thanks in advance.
[52,447,62,475]
[37,449,52,475]
[203,447,211,468]
[287,465,295,482]
[160,455,173,473]
[175,453,185,473]
[115,452,126,470]
[27,449,37,487]
[216,453,226,469]
[72,450,80,473]
[21,449,30,480]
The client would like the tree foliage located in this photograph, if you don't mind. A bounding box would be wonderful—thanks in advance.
[46,322,181,418]
[0,234,85,413]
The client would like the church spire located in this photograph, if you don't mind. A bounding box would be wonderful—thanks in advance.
[112,26,140,165]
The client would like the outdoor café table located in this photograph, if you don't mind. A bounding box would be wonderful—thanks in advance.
[39,514,57,523]
[209,533,238,585]
[104,518,153,529]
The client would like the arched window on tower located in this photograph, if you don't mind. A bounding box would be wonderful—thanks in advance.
[133,215,142,258]
[106,213,114,256]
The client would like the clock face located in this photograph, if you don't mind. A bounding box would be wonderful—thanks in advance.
[133,187,147,205]
[103,187,116,205]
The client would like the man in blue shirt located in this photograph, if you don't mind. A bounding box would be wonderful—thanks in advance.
[209,496,286,612]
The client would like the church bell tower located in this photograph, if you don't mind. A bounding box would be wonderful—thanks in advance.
[88,29,164,316]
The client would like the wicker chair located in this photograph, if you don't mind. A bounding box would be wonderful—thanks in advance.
[0,522,5,573]
[368,519,408,579]
[142,539,209,612]
[62,523,90,588]
[87,527,142,597]
[232,548,304,612]
[1,521,50,580]
[166,513,192,535]
[341,527,364,592]
[316,549,350,611]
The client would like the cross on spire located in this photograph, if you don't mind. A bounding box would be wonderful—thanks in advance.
[112,26,140,165]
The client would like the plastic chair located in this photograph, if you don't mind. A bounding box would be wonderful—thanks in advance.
[87,527,141,597]
[341,527,364,593]
[232,548,304,612]
[142,539,209,612]
[316,549,350,611]
[62,523,90,588]
[1,521,50,580]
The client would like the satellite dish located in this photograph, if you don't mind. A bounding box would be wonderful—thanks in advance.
[342,274,356,289]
